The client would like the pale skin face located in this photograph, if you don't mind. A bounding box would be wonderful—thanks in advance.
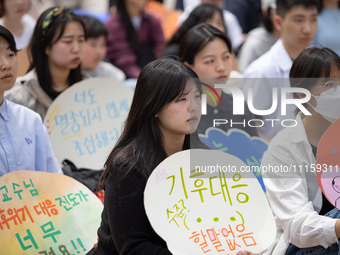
[187,37,232,102]
[45,21,85,75]
[81,35,106,71]
[205,11,225,33]
[156,82,202,140]
[273,5,318,59]
[3,0,30,20]
[0,37,17,105]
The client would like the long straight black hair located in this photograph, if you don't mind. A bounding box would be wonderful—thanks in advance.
[100,56,207,188]
[28,7,87,96]
[116,0,140,58]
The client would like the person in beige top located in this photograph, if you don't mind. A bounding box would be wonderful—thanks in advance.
[5,6,86,119]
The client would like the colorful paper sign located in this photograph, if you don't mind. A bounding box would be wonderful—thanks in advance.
[144,149,276,255]
[0,170,103,255]
[43,78,134,170]
[316,118,340,208]
[199,128,268,192]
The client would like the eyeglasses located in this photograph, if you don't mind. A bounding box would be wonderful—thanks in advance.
[320,79,340,95]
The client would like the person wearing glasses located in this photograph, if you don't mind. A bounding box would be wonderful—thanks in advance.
[5,6,86,119]
[262,47,340,254]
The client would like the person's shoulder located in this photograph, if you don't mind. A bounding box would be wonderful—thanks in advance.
[242,52,274,77]
[99,61,126,81]
[242,44,279,78]
[22,14,36,27]
[6,71,37,98]
[223,9,238,23]
[6,99,42,123]
[247,27,267,40]
[142,11,162,26]
[105,162,144,189]
[105,13,122,27]
[16,69,37,84]
[268,119,304,150]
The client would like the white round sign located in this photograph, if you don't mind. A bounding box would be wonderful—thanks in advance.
[144,149,276,254]
[44,78,134,169]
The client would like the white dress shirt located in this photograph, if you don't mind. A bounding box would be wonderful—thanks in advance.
[242,39,295,139]
[261,113,338,254]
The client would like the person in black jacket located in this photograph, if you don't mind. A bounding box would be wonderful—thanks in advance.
[89,56,207,254]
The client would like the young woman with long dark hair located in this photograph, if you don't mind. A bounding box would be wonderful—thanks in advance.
[5,6,86,119]
[90,56,207,254]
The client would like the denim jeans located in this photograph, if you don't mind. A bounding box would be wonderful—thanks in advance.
[285,208,340,255]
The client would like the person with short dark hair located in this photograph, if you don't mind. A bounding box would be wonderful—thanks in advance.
[242,0,320,142]
[79,15,125,81]
[5,6,87,119]
[263,47,340,254]
[0,25,62,176]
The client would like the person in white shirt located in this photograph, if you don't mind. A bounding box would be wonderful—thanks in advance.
[0,0,36,49]
[177,0,244,52]
[262,47,340,255]
[242,0,319,142]
[79,15,126,81]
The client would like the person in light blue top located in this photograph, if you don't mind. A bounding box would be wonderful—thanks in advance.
[312,0,340,56]
[0,24,62,176]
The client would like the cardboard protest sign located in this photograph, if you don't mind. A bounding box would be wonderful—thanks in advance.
[316,118,340,209]
[199,128,268,192]
[43,78,133,170]
[0,170,103,255]
[144,149,276,254]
